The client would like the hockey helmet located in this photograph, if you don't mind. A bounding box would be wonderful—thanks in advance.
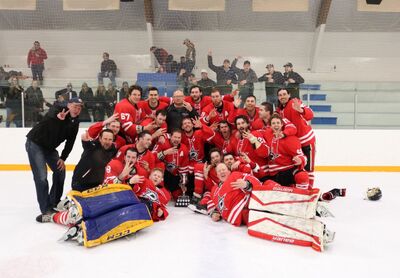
[366,187,382,201]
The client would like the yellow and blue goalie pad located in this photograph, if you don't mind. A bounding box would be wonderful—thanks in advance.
[82,202,153,247]
[67,184,139,219]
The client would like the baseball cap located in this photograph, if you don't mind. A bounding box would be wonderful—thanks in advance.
[200,69,208,74]
[68,97,83,105]
[284,62,293,67]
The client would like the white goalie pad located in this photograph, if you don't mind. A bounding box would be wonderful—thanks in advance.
[247,210,327,252]
[249,182,321,219]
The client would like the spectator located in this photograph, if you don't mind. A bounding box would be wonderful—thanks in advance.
[55,83,77,106]
[231,57,258,107]
[197,69,216,96]
[93,85,107,122]
[27,41,47,84]
[98,52,117,87]
[78,82,94,122]
[26,98,82,222]
[105,83,118,118]
[5,76,23,127]
[177,39,196,76]
[165,54,178,73]
[166,90,198,133]
[25,80,45,127]
[119,81,130,99]
[258,64,285,106]
[207,49,237,95]
[177,68,188,92]
[150,46,169,68]
[283,62,304,99]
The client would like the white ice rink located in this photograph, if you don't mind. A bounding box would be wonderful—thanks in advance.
[0,171,399,278]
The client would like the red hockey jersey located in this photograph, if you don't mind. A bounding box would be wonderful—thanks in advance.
[87,121,126,149]
[114,99,145,142]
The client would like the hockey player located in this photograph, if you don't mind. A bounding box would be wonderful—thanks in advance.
[250,114,309,189]
[131,168,171,221]
[114,85,156,143]
[115,131,156,174]
[140,109,168,145]
[104,147,148,184]
[87,113,126,149]
[201,88,236,126]
[276,88,316,185]
[209,120,234,154]
[226,115,268,179]
[229,95,259,125]
[137,87,168,118]
[208,163,262,226]
[153,129,190,200]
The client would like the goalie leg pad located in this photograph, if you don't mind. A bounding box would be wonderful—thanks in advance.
[247,210,327,252]
[250,180,321,219]
[68,184,139,219]
[81,202,153,248]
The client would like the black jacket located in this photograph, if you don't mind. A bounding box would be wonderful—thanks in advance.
[166,104,198,133]
[71,139,117,192]
[26,105,80,161]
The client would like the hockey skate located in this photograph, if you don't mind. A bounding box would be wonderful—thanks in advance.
[323,228,335,245]
[316,203,335,218]
[59,225,83,245]
[189,194,201,206]
[56,197,72,212]
[188,203,208,215]
[66,205,82,225]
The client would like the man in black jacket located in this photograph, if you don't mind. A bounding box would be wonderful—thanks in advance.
[283,62,304,99]
[71,129,117,192]
[98,52,117,87]
[166,90,198,133]
[26,98,82,222]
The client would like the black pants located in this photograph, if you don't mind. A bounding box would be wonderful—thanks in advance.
[263,167,297,187]
[31,64,44,81]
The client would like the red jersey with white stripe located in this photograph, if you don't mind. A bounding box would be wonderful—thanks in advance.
[209,132,234,154]
[114,99,145,143]
[232,107,260,125]
[137,100,169,119]
[251,117,297,138]
[114,143,156,173]
[276,99,315,147]
[209,172,262,226]
[87,121,126,149]
[226,131,269,179]
[181,125,215,163]
[262,129,307,176]
[103,159,148,184]
[132,178,170,221]
[152,140,189,176]
[201,101,236,126]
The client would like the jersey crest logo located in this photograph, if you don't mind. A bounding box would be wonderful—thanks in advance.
[269,151,280,161]
[143,188,160,204]
[166,162,177,173]
[217,193,227,213]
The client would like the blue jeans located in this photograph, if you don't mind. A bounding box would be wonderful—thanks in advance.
[98,71,116,86]
[25,139,66,213]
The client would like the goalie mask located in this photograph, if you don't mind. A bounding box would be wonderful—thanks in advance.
[366,187,382,201]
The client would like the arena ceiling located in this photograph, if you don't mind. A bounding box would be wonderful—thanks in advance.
[0,0,399,32]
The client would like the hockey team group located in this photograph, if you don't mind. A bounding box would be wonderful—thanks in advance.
[25,85,346,251]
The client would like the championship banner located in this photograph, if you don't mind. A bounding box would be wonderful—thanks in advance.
[168,0,225,11]
[252,0,309,12]
[0,0,36,10]
[357,0,400,12]
[63,0,120,11]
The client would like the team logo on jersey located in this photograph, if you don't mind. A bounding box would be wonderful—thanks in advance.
[143,188,160,204]
[189,148,199,161]
[269,151,280,161]
[217,193,227,213]
[166,162,177,173]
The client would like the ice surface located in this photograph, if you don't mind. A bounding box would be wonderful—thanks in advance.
[0,171,398,278]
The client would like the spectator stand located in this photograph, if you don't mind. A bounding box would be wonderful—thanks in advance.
[136,73,178,98]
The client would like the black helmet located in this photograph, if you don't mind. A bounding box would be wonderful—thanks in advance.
[366,187,382,201]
